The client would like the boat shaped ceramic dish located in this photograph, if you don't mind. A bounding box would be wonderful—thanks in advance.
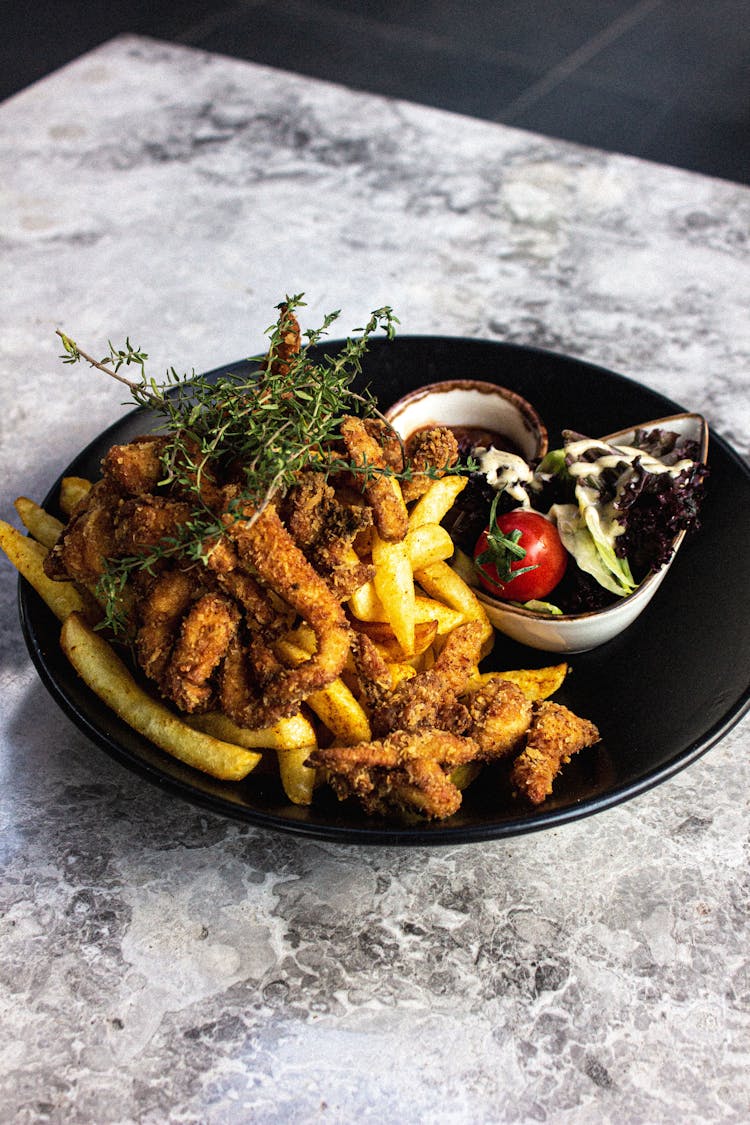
[472,413,709,653]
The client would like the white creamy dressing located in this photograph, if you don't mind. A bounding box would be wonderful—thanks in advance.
[565,438,695,482]
[566,438,696,545]
[476,447,534,505]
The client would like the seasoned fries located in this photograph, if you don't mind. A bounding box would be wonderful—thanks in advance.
[371,527,416,655]
[14,497,64,548]
[469,663,569,701]
[0,519,87,621]
[274,635,372,744]
[60,612,261,781]
[59,476,92,516]
[408,476,467,529]
[413,558,494,655]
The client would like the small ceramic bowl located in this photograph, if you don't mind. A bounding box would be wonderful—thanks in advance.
[384,378,548,462]
[473,413,709,653]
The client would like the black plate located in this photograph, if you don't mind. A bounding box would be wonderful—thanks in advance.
[18,337,750,844]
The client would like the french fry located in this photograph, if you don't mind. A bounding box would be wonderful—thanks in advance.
[413,559,494,656]
[188,710,316,752]
[408,476,468,530]
[59,476,92,516]
[349,585,464,635]
[14,497,64,548]
[60,612,260,781]
[371,529,415,654]
[0,520,86,620]
[277,745,317,805]
[348,524,453,621]
[469,664,568,701]
[404,522,454,570]
[352,618,439,662]
[415,595,464,635]
[274,636,371,744]
[388,662,417,688]
[189,707,319,805]
[348,577,383,621]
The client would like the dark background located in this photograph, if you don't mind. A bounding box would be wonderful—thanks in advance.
[3,0,750,185]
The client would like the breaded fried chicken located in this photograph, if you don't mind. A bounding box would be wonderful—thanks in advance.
[310,728,481,819]
[43,479,119,585]
[165,591,240,713]
[101,435,167,496]
[340,415,409,542]
[282,471,374,597]
[510,701,600,804]
[402,426,459,502]
[463,677,533,759]
[371,620,483,736]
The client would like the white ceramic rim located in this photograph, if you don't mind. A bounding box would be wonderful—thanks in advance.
[384,378,549,461]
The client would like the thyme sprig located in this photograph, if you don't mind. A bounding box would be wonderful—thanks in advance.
[57,296,410,632]
[58,296,473,636]
[58,296,399,509]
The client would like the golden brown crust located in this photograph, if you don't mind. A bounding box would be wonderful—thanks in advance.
[510,701,600,804]
[43,480,119,586]
[371,620,483,736]
[310,728,480,819]
[112,496,193,555]
[164,592,240,713]
[401,426,459,503]
[340,415,408,542]
[101,435,167,496]
[135,568,202,684]
[463,677,533,759]
[224,503,351,726]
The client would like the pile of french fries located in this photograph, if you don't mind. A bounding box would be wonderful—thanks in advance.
[1,472,567,811]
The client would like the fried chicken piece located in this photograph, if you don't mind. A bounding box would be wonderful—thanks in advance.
[164,591,240,713]
[245,628,286,688]
[112,496,193,555]
[101,435,167,495]
[372,620,483,736]
[216,568,279,629]
[510,701,600,804]
[401,426,459,503]
[282,470,374,596]
[225,502,351,726]
[310,728,481,819]
[43,479,119,585]
[463,677,533,759]
[218,634,254,721]
[315,539,375,600]
[135,567,201,684]
[363,419,405,473]
[282,471,332,548]
[350,632,393,711]
[340,415,408,542]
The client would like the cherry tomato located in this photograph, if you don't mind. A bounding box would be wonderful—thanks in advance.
[474,508,567,602]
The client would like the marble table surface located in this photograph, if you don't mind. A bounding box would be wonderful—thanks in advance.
[1,35,749,1124]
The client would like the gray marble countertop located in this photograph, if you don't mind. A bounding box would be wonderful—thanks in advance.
[1,35,749,1124]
